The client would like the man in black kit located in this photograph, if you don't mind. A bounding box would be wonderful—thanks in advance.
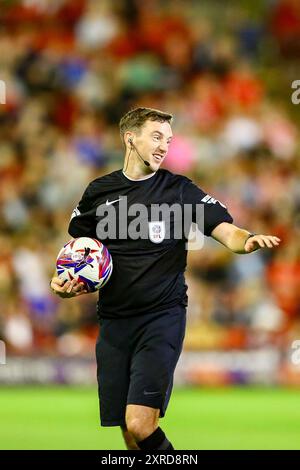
[50,107,281,450]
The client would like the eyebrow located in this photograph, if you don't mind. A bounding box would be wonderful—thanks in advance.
[151,131,173,140]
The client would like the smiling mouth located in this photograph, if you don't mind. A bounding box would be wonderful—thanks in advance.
[153,154,164,162]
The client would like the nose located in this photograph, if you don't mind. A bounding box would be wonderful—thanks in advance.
[158,141,169,154]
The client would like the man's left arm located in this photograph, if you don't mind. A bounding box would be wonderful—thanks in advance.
[211,222,281,254]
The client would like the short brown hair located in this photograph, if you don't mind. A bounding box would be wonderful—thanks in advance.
[119,107,173,144]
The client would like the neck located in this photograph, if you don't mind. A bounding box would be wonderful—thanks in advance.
[123,153,155,180]
[122,167,156,180]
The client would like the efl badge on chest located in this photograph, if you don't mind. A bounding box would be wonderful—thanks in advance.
[149,221,165,244]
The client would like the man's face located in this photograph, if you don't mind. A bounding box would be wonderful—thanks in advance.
[134,120,173,172]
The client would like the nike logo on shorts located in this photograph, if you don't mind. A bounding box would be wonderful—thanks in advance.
[143,390,161,396]
[105,198,123,206]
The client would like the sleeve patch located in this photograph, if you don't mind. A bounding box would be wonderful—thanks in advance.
[70,206,81,220]
[201,194,227,209]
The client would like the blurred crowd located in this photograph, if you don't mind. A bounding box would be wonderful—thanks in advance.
[0,0,299,360]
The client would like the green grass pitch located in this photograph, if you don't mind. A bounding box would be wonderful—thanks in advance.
[0,386,299,450]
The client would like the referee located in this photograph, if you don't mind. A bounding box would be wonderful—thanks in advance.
[50,107,281,450]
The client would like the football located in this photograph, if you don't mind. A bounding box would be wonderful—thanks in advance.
[56,237,113,292]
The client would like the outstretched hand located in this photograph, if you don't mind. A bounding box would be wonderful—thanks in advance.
[50,277,88,298]
[244,235,281,253]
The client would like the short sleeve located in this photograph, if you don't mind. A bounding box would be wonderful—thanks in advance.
[68,184,97,239]
[182,180,233,236]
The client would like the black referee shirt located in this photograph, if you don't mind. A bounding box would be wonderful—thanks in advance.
[68,169,233,318]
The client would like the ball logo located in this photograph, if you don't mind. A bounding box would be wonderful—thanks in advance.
[149,221,165,243]
[71,252,84,262]
[76,247,92,268]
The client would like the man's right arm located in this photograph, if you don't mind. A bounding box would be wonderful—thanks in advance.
[68,183,97,239]
[50,183,96,299]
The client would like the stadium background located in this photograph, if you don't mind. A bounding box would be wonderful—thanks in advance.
[0,0,300,449]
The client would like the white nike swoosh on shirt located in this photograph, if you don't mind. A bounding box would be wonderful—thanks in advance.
[105,198,123,206]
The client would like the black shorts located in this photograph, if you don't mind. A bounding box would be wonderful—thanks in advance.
[96,303,186,427]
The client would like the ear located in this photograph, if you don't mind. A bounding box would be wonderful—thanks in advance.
[124,132,134,146]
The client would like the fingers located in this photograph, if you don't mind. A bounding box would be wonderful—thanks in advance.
[75,281,88,296]
[75,288,89,296]
[66,280,75,294]
[66,279,85,294]
[260,236,273,248]
[51,280,67,293]
[253,237,265,249]
[73,282,86,293]
[50,277,65,289]
[246,235,281,252]
[66,280,88,297]
[51,278,88,297]
[52,277,64,286]
[259,235,281,248]
[55,280,71,293]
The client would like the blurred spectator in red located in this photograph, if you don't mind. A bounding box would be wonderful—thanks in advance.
[270,0,300,57]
